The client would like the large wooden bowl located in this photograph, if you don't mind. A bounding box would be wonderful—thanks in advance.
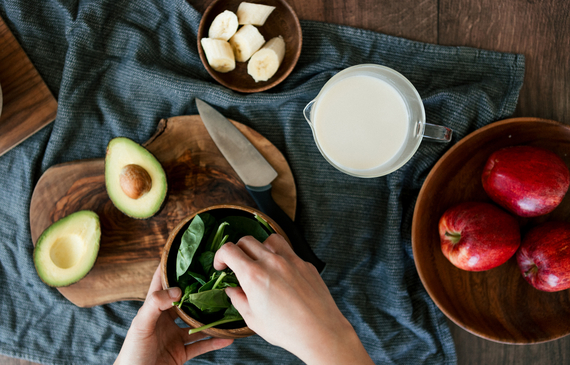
[161,204,291,339]
[197,0,302,93]
[412,117,570,344]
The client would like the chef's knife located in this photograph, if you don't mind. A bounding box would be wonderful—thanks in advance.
[195,98,326,273]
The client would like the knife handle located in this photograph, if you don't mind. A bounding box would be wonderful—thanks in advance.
[246,185,326,273]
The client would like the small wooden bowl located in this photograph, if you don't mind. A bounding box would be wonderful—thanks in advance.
[160,204,290,339]
[197,0,302,93]
[412,117,570,344]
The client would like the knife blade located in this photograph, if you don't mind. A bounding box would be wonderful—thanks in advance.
[195,98,326,273]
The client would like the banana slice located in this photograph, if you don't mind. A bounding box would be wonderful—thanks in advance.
[237,2,276,26]
[200,38,236,73]
[208,10,239,41]
[247,36,286,82]
[229,24,265,62]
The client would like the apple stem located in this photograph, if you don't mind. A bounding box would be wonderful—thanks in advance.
[524,264,538,277]
[444,231,461,244]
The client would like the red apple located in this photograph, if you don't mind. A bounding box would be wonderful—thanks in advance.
[482,145,570,217]
[439,201,520,271]
[517,221,570,292]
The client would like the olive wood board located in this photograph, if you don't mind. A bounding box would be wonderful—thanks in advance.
[0,15,57,157]
[412,117,570,344]
[29,115,296,307]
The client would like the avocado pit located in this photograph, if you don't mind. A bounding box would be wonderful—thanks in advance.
[119,164,152,199]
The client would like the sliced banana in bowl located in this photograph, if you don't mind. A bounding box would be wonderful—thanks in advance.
[197,0,302,93]
[248,36,286,82]
[209,10,239,41]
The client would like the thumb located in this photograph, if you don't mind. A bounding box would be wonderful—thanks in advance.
[138,287,181,327]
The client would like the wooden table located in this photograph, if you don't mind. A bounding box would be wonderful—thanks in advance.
[269,0,568,364]
[2,0,569,364]
[191,0,570,364]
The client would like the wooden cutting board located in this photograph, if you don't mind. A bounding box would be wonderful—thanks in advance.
[0,15,57,157]
[29,115,296,307]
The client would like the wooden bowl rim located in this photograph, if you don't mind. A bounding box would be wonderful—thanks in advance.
[160,203,291,338]
[197,0,302,93]
[412,117,570,344]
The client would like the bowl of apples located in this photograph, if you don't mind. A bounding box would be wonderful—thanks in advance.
[412,117,570,344]
[197,0,302,93]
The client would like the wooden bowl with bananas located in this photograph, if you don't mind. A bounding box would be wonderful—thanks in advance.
[197,0,302,93]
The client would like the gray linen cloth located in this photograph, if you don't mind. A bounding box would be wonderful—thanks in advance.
[0,0,524,364]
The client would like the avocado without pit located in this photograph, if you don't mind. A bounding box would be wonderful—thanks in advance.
[34,210,101,287]
[105,137,168,219]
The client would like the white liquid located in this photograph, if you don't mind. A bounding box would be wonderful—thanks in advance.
[313,75,409,172]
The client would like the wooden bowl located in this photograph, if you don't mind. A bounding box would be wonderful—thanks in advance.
[412,117,570,344]
[197,0,302,93]
[160,204,290,339]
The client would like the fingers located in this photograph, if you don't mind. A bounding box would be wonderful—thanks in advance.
[214,234,294,270]
[137,286,181,329]
[263,234,299,262]
[146,264,164,300]
[224,286,250,317]
[235,235,270,260]
[213,240,254,272]
[184,337,234,361]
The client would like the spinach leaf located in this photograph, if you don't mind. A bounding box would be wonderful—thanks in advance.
[198,251,216,277]
[254,213,274,234]
[176,282,200,308]
[216,281,238,289]
[223,216,270,243]
[200,213,216,233]
[188,305,243,334]
[199,271,223,292]
[212,271,227,290]
[223,304,242,320]
[220,272,239,286]
[186,271,207,286]
[177,271,195,290]
[176,214,205,280]
[180,303,201,320]
[209,221,230,251]
[186,289,231,313]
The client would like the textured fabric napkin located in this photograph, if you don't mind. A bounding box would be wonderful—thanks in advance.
[0,0,524,364]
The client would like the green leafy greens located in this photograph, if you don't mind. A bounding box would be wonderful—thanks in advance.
[173,212,274,334]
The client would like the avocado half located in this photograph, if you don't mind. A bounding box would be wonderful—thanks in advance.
[34,210,101,287]
[105,137,168,219]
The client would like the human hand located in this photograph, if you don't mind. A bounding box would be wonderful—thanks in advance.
[114,265,233,365]
[214,234,374,365]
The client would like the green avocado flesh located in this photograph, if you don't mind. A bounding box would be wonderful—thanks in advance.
[34,210,101,287]
[105,137,168,219]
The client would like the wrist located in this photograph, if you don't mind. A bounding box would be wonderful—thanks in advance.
[295,319,374,365]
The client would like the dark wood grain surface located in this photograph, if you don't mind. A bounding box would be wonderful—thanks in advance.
[28,116,296,308]
[0,15,57,157]
[2,0,569,364]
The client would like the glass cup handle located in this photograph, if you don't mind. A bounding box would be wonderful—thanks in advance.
[303,99,316,126]
[423,123,453,142]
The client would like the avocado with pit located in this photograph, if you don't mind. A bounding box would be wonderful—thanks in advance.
[34,210,101,287]
[105,137,168,219]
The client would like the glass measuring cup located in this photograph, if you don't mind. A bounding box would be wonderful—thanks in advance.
[303,64,452,178]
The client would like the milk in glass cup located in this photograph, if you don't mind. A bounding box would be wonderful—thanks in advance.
[303,64,452,178]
